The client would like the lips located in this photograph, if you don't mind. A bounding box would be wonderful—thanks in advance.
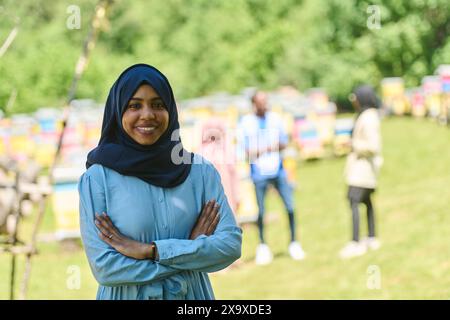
[135,125,158,134]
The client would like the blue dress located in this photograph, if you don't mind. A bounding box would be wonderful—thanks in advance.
[78,155,242,300]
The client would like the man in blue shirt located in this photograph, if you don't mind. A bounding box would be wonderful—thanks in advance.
[239,91,305,265]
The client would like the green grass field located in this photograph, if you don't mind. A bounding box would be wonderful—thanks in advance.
[1,116,449,299]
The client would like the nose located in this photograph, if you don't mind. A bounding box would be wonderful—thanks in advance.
[140,104,156,119]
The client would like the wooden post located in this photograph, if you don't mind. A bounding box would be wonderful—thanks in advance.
[0,26,19,58]
[9,169,21,300]
[5,89,18,114]
[19,192,48,300]
[51,0,114,180]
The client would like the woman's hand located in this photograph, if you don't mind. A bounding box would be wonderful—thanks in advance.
[189,200,220,240]
[95,212,155,260]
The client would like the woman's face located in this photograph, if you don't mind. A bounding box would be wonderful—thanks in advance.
[122,84,169,145]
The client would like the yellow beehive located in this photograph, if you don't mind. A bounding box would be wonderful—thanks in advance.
[316,113,336,145]
[52,186,80,240]
[34,144,57,168]
[382,78,407,115]
[52,167,85,240]
[235,178,258,224]
[280,112,294,137]
[191,106,213,120]
[282,154,297,185]
[10,135,35,159]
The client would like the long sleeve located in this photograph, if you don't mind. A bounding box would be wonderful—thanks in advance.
[353,114,381,158]
[154,163,242,273]
[78,172,181,287]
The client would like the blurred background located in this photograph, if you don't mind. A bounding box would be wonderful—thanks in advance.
[0,0,449,299]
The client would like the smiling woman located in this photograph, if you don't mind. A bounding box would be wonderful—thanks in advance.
[78,64,242,300]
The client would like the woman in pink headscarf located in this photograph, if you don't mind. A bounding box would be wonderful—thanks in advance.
[200,118,239,215]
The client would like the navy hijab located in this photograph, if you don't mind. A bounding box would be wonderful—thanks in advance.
[86,63,192,188]
[353,85,381,114]
[350,85,381,138]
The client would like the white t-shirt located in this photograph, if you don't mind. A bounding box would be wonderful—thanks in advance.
[239,112,288,180]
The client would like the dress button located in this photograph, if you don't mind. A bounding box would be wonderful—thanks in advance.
[159,198,163,203]
[163,225,167,229]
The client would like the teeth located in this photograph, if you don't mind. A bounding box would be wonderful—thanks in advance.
[137,126,156,132]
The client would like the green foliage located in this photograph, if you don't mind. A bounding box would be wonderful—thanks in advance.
[0,0,449,114]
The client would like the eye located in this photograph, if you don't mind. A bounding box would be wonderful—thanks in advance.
[128,103,141,110]
[152,101,166,110]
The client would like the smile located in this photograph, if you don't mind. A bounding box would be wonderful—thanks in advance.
[136,126,158,134]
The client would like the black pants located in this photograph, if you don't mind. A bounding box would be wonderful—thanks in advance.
[347,186,376,242]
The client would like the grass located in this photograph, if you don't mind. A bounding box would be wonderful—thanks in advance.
[1,116,449,299]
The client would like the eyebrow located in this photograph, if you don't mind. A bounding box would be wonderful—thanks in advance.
[129,97,162,102]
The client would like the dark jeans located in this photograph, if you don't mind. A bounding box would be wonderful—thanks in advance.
[347,186,376,242]
[254,173,296,244]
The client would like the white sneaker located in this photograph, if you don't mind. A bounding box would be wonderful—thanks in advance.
[339,241,367,259]
[363,237,381,251]
[255,244,273,265]
[288,241,306,260]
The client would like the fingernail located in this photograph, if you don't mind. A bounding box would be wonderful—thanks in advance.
[102,212,107,217]
[95,220,99,224]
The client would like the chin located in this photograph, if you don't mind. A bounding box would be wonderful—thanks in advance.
[137,135,163,145]
[138,139,158,146]
[130,130,165,146]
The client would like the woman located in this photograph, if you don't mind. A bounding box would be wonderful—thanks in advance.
[340,85,383,259]
[78,64,242,299]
